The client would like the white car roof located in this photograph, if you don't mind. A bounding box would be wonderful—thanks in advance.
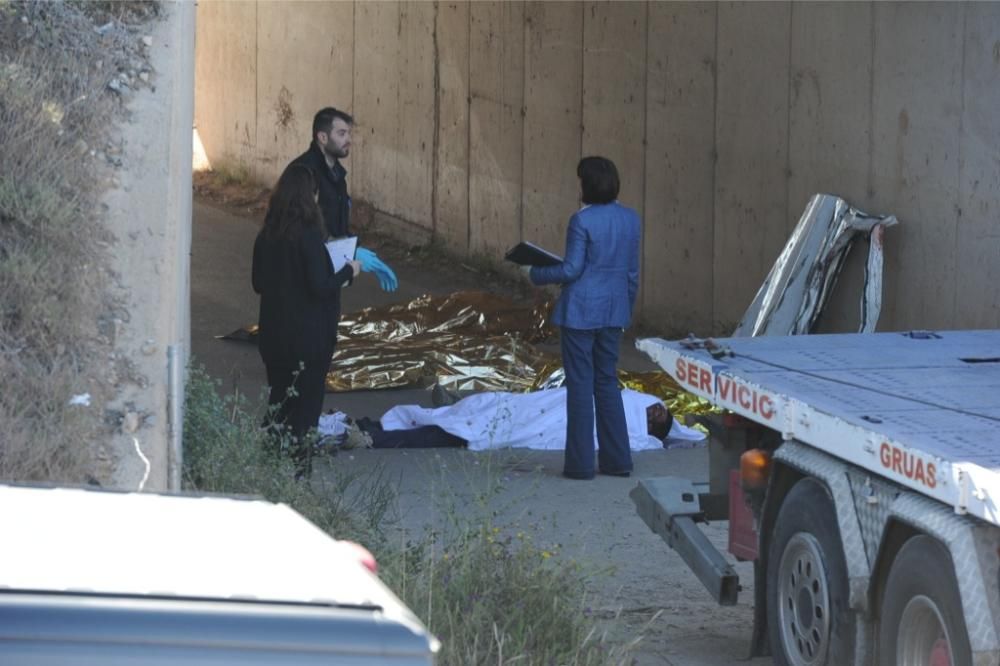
[0,484,410,618]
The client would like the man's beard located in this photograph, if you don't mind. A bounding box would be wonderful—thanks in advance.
[324,144,348,160]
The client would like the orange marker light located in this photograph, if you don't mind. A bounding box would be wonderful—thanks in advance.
[740,449,773,491]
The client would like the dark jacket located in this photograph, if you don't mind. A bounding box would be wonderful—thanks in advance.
[251,222,354,365]
[530,202,641,329]
[288,142,351,239]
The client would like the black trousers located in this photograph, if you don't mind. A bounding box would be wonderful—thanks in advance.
[356,419,466,449]
[263,356,332,473]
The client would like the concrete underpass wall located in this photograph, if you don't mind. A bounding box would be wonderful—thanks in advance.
[195,1,1000,335]
[107,1,194,491]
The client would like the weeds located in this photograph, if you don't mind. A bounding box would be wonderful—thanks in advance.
[396,526,601,663]
[211,160,254,187]
[0,1,157,483]
[70,1,160,24]
[183,363,636,664]
[182,365,392,549]
[381,466,634,665]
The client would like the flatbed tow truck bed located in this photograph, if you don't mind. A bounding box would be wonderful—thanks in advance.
[639,329,1000,527]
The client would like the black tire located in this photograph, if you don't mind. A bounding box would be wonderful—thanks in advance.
[767,478,855,665]
[877,535,972,666]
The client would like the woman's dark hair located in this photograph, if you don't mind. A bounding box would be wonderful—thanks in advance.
[577,156,620,205]
[262,164,323,240]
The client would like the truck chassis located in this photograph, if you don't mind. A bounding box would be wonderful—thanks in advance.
[635,330,1000,666]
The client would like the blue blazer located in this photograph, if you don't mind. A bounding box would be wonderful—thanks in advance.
[530,202,640,329]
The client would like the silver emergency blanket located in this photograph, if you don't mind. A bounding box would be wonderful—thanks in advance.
[733,193,898,337]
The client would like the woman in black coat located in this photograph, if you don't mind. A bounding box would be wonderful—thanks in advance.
[251,164,360,476]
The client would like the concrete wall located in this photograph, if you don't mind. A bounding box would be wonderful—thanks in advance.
[195,1,1000,335]
[107,1,195,491]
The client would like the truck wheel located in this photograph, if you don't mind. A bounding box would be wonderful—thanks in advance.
[877,535,971,666]
[767,478,854,665]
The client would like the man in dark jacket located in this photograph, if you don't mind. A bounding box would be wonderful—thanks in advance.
[287,107,354,239]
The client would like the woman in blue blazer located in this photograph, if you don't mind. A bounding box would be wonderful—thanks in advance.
[529,157,641,479]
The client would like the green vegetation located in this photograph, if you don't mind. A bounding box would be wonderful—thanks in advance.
[182,366,395,545]
[0,2,132,481]
[211,160,255,188]
[183,364,635,665]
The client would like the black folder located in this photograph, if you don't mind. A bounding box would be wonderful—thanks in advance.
[504,241,562,267]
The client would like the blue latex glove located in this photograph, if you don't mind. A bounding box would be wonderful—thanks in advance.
[356,247,398,292]
[355,247,378,271]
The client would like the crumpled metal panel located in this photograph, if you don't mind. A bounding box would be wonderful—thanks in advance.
[733,194,898,337]
[861,223,888,333]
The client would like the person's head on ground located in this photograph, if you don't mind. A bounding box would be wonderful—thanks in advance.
[646,402,671,440]
[312,107,354,163]
[263,164,323,240]
[577,156,619,205]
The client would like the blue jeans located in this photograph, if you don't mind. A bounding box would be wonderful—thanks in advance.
[560,326,632,477]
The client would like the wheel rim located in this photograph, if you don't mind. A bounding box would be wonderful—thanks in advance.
[776,532,831,665]
[897,595,954,666]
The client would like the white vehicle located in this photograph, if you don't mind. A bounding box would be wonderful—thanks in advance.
[633,330,1000,666]
[0,484,438,664]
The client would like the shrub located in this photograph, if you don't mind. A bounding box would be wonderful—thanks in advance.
[182,365,394,549]
[0,1,146,482]
[183,363,636,664]
[386,520,632,665]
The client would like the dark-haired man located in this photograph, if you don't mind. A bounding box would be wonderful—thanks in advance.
[286,107,354,239]
[284,107,397,292]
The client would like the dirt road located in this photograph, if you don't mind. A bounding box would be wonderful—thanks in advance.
[191,198,771,665]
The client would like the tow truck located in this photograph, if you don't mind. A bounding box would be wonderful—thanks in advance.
[632,329,1000,666]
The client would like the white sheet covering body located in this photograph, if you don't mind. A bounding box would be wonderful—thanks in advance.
[381,388,667,452]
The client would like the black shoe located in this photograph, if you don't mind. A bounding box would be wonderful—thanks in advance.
[563,469,595,480]
[599,469,631,478]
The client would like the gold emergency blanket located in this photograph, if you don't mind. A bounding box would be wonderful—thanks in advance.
[219,290,714,417]
[328,291,556,392]
[536,367,718,418]
[337,291,554,344]
[619,370,721,419]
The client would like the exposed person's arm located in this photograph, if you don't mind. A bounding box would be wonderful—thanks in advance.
[530,214,586,285]
[301,226,357,297]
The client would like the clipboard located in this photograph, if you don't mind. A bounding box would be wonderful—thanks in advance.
[325,236,358,272]
[504,241,562,267]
